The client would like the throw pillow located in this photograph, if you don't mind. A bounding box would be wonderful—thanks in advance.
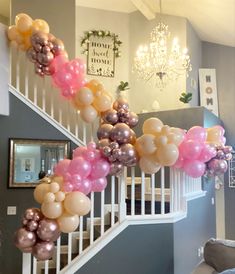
[204,238,235,272]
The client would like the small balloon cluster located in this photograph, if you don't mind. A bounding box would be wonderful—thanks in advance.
[7,13,49,51]
[55,142,110,193]
[72,80,113,123]
[34,176,90,236]
[27,31,67,77]
[135,117,185,174]
[97,98,139,176]
[14,208,60,261]
[175,126,216,178]
[205,145,233,177]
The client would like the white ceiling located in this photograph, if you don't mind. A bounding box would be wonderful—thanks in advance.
[0,0,234,47]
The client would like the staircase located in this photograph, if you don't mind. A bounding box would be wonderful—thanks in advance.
[7,47,206,274]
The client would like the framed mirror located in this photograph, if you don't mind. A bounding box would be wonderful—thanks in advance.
[8,138,70,188]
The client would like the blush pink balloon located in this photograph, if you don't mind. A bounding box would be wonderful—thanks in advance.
[91,177,107,192]
[54,159,71,176]
[184,160,206,178]
[68,157,91,178]
[198,144,216,162]
[181,140,203,160]
[62,182,74,192]
[187,126,207,143]
[73,178,92,195]
[89,159,110,180]
[173,156,184,169]
[73,146,87,158]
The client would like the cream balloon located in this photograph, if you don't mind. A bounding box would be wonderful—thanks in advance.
[32,19,50,33]
[155,143,179,166]
[80,105,98,123]
[64,191,91,216]
[135,134,157,156]
[55,191,65,202]
[75,87,94,106]
[50,182,60,193]
[7,25,20,41]
[139,156,161,174]
[15,14,33,33]
[57,212,79,233]
[169,127,185,145]
[44,192,55,203]
[34,183,50,204]
[155,135,168,146]
[41,202,63,219]
[93,94,112,112]
[161,125,171,135]
[143,118,163,135]
[86,79,104,94]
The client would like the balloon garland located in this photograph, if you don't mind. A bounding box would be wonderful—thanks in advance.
[8,13,232,261]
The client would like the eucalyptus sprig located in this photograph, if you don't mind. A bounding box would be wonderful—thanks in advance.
[117,81,130,92]
[179,92,192,104]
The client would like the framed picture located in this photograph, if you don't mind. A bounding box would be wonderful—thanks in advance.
[199,68,219,116]
[8,138,70,188]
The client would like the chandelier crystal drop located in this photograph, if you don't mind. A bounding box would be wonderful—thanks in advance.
[133,22,192,88]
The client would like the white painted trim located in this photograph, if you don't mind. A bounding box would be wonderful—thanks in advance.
[131,0,156,20]
[9,84,85,147]
[185,191,207,201]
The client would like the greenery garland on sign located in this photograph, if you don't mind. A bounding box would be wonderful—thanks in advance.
[80,30,122,58]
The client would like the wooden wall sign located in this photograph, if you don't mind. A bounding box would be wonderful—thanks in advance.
[199,68,219,116]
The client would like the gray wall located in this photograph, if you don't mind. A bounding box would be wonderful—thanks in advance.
[0,93,76,274]
[186,21,202,107]
[77,224,174,274]
[11,0,76,59]
[202,42,235,239]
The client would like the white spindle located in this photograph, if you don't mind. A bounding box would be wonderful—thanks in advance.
[44,260,49,274]
[68,233,72,264]
[83,122,87,144]
[42,78,46,112]
[16,50,20,90]
[56,237,61,274]
[151,173,155,215]
[90,191,94,244]
[22,253,31,274]
[75,112,79,138]
[141,171,145,215]
[33,256,37,274]
[170,168,174,213]
[59,108,62,125]
[161,167,165,214]
[24,61,29,98]
[131,167,135,216]
[66,102,71,132]
[118,173,126,222]
[79,216,84,254]
[91,123,94,142]
[101,190,105,236]
[33,80,37,105]
[50,87,54,119]
[111,176,115,226]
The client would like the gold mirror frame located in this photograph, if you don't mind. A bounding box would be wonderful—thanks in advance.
[8,138,70,188]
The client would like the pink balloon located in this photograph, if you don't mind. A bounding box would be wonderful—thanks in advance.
[184,160,205,178]
[187,126,207,143]
[50,53,68,73]
[91,177,107,192]
[54,159,71,176]
[73,146,87,158]
[220,136,226,145]
[89,159,110,180]
[198,144,216,162]
[181,140,202,160]
[68,157,91,178]
[173,156,184,169]
[87,142,96,150]
[73,178,92,195]
[62,182,74,192]
[213,125,225,136]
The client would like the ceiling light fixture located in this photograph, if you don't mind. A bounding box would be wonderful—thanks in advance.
[133,0,192,89]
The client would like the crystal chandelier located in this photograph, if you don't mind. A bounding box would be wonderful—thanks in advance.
[133,1,192,88]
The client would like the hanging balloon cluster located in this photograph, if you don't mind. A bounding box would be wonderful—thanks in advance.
[14,207,60,261]
[135,117,185,174]
[97,98,139,176]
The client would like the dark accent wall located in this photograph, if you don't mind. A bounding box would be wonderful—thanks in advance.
[0,93,76,274]
[202,42,235,239]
